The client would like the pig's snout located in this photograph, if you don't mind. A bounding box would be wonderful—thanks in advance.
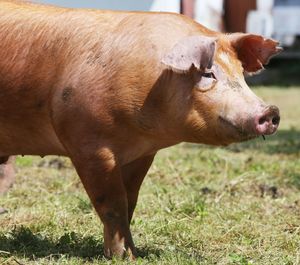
[255,105,280,135]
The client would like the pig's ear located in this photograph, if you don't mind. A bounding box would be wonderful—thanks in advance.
[162,36,217,73]
[230,33,283,73]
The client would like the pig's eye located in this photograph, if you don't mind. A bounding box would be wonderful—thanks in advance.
[202,71,216,80]
[195,71,217,92]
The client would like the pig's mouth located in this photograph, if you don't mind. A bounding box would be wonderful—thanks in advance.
[218,116,258,142]
[218,104,280,143]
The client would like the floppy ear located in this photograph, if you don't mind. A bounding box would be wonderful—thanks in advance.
[230,33,283,73]
[162,36,216,73]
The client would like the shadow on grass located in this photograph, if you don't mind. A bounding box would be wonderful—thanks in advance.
[185,129,300,155]
[228,129,300,155]
[0,226,103,260]
[0,226,162,261]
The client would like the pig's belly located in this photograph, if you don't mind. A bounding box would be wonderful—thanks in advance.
[0,122,67,157]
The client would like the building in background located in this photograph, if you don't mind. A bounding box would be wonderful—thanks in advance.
[35,0,300,49]
[35,0,220,30]
[34,0,180,12]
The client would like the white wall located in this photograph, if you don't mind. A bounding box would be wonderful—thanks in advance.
[194,0,223,31]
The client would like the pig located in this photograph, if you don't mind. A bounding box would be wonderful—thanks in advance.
[0,0,281,259]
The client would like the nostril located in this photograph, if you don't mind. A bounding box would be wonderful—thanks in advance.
[255,106,280,135]
[272,116,280,125]
[259,117,266,125]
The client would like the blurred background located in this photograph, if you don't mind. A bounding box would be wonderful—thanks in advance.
[34,0,300,85]
[0,2,299,264]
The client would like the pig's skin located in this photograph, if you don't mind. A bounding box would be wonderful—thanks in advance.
[0,1,281,259]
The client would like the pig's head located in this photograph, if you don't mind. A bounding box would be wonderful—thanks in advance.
[162,34,282,145]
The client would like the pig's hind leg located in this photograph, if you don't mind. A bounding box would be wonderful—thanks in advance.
[0,156,15,214]
[0,156,15,194]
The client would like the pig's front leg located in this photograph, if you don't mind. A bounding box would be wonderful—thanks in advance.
[122,154,155,224]
[70,148,136,259]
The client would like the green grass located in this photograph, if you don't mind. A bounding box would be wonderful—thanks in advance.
[0,87,299,264]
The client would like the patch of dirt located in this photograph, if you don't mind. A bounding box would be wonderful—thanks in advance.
[200,187,214,195]
[258,184,280,199]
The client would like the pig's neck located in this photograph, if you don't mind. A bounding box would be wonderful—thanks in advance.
[131,70,193,144]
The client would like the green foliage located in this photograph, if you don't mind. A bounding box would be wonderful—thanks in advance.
[228,253,253,265]
[16,156,34,167]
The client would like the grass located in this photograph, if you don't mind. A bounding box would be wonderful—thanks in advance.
[0,86,299,264]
